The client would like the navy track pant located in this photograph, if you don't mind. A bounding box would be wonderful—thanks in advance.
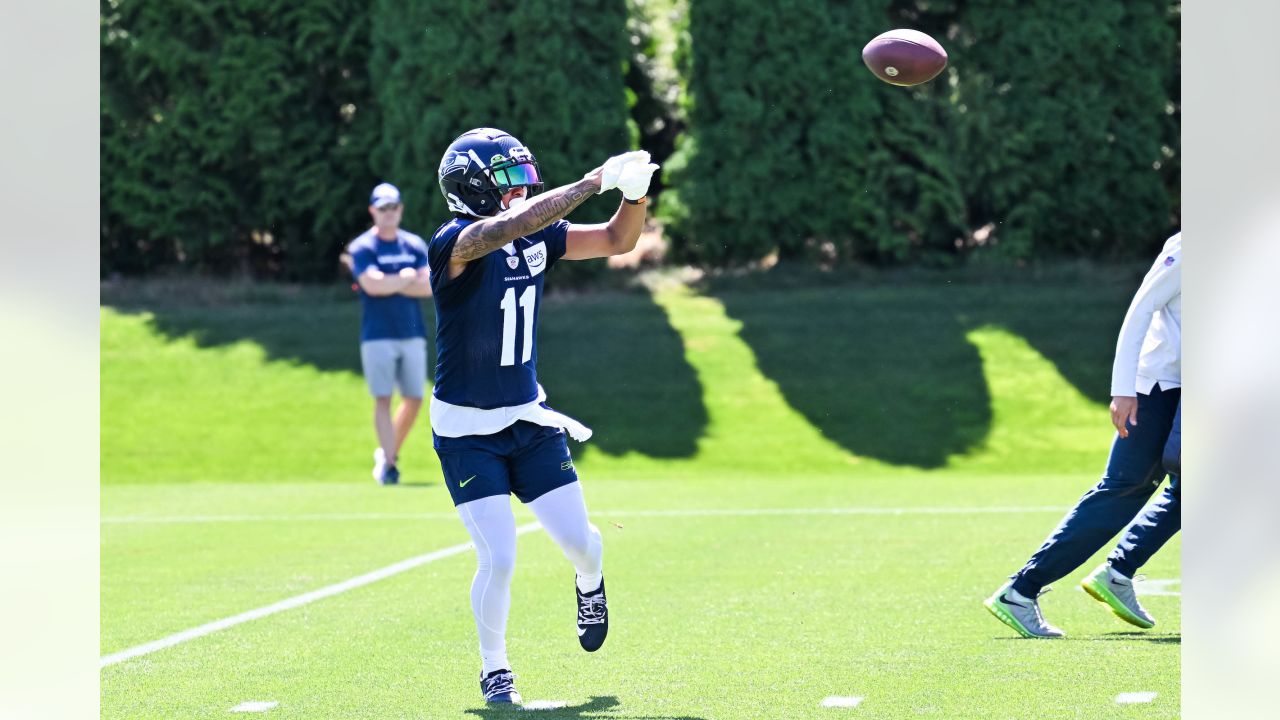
[1012,386,1181,597]
[1109,399,1181,577]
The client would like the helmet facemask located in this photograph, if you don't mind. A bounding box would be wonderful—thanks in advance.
[489,152,543,211]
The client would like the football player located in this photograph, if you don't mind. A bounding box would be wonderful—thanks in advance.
[426,128,658,705]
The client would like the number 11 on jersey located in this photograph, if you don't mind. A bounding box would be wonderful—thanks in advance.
[499,286,536,366]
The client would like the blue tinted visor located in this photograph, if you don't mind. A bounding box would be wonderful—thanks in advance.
[491,162,540,189]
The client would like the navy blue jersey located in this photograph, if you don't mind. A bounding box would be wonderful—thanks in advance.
[347,229,430,341]
[428,218,569,409]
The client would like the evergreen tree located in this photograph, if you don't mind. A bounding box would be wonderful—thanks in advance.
[953,0,1178,258]
[101,0,381,279]
[661,0,967,266]
[370,0,636,282]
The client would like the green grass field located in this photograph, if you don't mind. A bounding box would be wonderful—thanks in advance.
[101,273,1179,719]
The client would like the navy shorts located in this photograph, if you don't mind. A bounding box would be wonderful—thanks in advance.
[433,421,579,506]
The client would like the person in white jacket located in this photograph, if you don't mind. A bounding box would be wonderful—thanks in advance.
[985,233,1182,638]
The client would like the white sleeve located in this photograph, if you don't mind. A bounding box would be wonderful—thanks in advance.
[1110,235,1181,396]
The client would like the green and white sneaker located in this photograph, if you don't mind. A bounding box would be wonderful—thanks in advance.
[984,582,1065,638]
[1081,563,1155,629]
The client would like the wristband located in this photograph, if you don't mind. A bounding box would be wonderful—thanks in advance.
[624,196,648,205]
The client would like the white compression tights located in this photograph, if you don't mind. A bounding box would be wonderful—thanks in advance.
[456,482,603,673]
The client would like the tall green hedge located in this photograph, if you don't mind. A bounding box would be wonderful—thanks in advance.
[100,0,1179,278]
[661,0,1179,265]
[660,0,966,266]
[101,0,381,279]
[370,0,636,271]
[625,0,690,195]
[953,0,1178,259]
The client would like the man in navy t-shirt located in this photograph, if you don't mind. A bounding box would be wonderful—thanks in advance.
[345,183,433,485]
[427,128,658,706]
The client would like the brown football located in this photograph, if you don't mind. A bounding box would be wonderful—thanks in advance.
[861,29,948,87]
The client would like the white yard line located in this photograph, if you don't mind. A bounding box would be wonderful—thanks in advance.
[820,696,865,708]
[99,522,542,668]
[1115,692,1157,704]
[229,700,279,713]
[606,506,1065,518]
[102,506,1068,524]
[101,512,462,524]
[522,700,570,710]
[1136,579,1180,597]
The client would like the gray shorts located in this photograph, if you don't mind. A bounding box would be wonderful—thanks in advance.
[360,338,427,398]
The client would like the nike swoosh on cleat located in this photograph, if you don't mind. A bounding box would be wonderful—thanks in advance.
[998,593,1029,609]
[577,628,587,636]
[459,475,476,488]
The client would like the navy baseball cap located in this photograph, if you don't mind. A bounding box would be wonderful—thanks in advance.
[370,183,402,208]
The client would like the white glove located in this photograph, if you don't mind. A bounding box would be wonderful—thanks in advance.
[616,159,659,201]
[596,150,651,194]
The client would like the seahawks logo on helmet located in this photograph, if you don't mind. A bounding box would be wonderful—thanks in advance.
[440,152,471,175]
[438,128,544,219]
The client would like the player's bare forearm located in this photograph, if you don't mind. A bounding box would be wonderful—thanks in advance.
[562,200,648,260]
[605,200,647,254]
[452,176,602,264]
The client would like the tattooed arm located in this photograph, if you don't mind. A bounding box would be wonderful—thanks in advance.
[447,172,603,279]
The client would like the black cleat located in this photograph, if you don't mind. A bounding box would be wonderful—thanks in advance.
[480,669,521,705]
[379,465,400,486]
[576,576,608,652]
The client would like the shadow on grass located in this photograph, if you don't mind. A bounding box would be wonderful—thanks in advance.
[708,269,1137,468]
[465,695,707,720]
[537,293,706,459]
[102,279,368,375]
[970,283,1131,405]
[714,285,992,468]
[103,267,1138,470]
[103,281,706,460]
[1085,631,1181,645]
[993,633,1179,644]
[123,300,369,374]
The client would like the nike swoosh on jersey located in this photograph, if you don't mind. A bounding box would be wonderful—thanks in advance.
[459,475,476,488]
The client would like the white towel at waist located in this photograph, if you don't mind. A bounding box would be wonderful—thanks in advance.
[430,385,593,442]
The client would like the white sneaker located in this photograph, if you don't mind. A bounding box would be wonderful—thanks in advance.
[1081,563,1156,628]
[371,448,386,481]
[984,582,1066,638]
